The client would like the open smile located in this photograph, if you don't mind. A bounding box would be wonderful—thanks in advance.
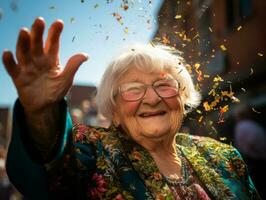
[138,110,167,118]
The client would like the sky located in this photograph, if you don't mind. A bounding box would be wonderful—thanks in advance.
[0,0,163,107]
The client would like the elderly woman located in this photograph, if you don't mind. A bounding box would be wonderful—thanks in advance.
[2,18,261,200]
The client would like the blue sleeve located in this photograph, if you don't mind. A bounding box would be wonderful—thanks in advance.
[6,99,73,200]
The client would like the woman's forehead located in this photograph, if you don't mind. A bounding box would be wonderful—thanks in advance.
[117,67,173,84]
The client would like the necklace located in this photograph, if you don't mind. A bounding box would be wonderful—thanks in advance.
[163,149,190,187]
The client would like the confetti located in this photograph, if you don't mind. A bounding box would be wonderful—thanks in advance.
[237,26,242,31]
[198,116,203,123]
[219,137,227,141]
[162,36,170,45]
[250,68,254,75]
[175,15,182,19]
[220,44,227,51]
[252,108,261,114]
[72,36,75,42]
[49,6,56,10]
[70,17,75,23]
[10,1,18,12]
[112,12,123,25]
[213,75,224,82]
[241,88,246,92]
[196,109,202,114]
[208,27,213,32]
[94,4,99,8]
[124,27,129,34]
[220,105,229,113]
[194,63,200,69]
[0,8,3,20]
[257,52,263,57]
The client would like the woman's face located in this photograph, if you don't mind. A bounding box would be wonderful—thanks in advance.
[113,67,183,144]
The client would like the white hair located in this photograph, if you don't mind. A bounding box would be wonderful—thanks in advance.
[96,44,201,121]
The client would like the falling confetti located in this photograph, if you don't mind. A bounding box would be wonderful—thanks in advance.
[220,44,227,51]
[237,26,242,31]
[208,27,213,32]
[72,36,75,42]
[49,6,56,10]
[124,27,129,34]
[94,4,99,8]
[175,15,182,19]
[112,12,123,25]
[252,108,261,114]
[0,8,3,20]
[257,52,263,57]
[250,68,254,75]
[70,17,75,23]
[162,36,170,45]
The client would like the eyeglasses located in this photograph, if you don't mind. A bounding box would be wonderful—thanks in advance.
[117,79,179,102]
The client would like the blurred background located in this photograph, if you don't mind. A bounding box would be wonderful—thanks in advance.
[0,0,266,199]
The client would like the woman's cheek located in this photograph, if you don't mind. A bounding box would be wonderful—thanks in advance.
[164,97,180,110]
[124,101,140,114]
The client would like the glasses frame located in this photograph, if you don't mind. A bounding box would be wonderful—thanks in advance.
[116,78,180,102]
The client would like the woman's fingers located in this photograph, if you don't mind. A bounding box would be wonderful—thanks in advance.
[62,53,89,82]
[2,51,20,79]
[30,17,45,56]
[16,28,31,66]
[44,20,64,64]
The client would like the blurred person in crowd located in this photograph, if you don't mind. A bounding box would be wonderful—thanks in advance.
[233,105,266,199]
[2,18,262,200]
[0,147,20,200]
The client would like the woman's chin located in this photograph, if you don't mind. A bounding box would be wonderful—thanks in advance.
[140,126,170,139]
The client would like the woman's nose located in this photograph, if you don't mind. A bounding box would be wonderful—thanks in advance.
[142,86,161,105]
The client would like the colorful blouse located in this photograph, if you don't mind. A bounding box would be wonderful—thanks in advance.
[6,101,261,200]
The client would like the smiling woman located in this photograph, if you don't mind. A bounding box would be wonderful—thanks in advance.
[2,18,262,199]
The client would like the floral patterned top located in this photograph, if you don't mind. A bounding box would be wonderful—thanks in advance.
[6,101,261,200]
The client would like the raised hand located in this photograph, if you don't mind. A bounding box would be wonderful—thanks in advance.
[2,17,88,114]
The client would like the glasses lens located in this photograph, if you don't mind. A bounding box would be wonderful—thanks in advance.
[120,83,145,101]
[154,79,179,98]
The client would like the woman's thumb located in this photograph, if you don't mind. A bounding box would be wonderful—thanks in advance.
[63,53,89,80]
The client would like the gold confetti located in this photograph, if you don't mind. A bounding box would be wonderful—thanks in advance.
[220,44,227,51]
[220,105,229,113]
[196,109,202,114]
[194,63,200,69]
[213,75,224,82]
[241,88,246,92]
[237,26,242,31]
[198,116,203,123]
[124,27,129,34]
[175,15,182,19]
[162,36,170,45]
[219,137,227,141]
[208,27,213,32]
[258,53,263,57]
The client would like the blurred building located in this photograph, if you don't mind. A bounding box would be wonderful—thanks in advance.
[67,85,110,127]
[0,108,11,148]
[154,0,266,197]
[154,0,266,137]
